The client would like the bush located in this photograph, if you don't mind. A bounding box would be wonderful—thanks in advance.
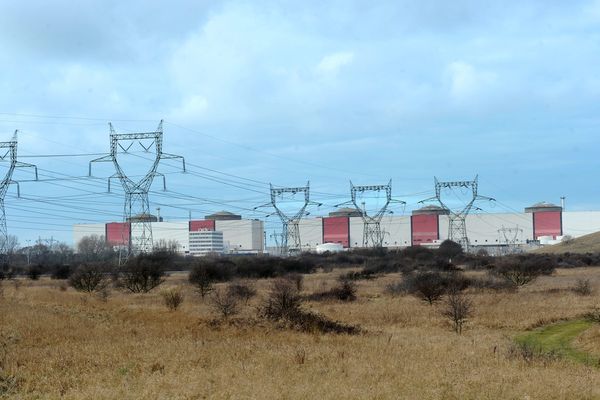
[161,287,184,311]
[437,240,463,260]
[69,263,109,293]
[227,281,257,304]
[584,306,600,323]
[572,279,593,296]
[259,279,359,334]
[285,273,304,291]
[260,279,302,320]
[27,265,42,280]
[404,271,449,305]
[441,291,473,334]
[188,264,215,299]
[492,255,555,287]
[385,280,408,297]
[210,286,239,319]
[50,264,72,280]
[305,280,357,302]
[120,253,167,293]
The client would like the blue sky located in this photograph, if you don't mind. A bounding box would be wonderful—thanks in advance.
[0,0,600,245]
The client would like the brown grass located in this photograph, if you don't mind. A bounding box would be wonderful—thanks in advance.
[534,230,600,254]
[1,268,600,399]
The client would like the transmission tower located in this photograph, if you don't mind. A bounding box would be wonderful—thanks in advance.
[256,182,321,255]
[420,175,494,251]
[337,180,405,248]
[498,225,523,254]
[0,132,38,260]
[89,121,185,262]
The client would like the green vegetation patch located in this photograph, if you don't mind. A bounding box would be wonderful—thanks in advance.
[516,319,599,366]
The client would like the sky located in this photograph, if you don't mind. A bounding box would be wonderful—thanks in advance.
[0,0,600,246]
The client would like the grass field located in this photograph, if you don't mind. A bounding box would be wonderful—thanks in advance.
[1,267,600,399]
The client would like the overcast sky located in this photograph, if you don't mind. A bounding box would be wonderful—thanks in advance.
[1,0,600,245]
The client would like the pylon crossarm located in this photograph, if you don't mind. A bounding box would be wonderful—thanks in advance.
[88,154,112,176]
[160,153,186,172]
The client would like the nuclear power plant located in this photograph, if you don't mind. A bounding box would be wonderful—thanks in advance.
[72,200,600,256]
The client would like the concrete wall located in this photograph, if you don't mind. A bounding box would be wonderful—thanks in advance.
[151,221,190,253]
[298,218,323,250]
[466,213,533,245]
[216,219,264,253]
[349,217,364,248]
[563,211,600,238]
[381,215,411,247]
[437,213,534,246]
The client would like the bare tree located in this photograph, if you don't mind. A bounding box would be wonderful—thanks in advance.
[154,239,180,254]
[441,292,473,334]
[77,235,113,261]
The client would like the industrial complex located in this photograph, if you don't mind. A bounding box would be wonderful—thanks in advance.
[72,202,600,256]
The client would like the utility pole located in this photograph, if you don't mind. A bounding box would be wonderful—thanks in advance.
[420,175,494,252]
[89,121,185,263]
[336,180,404,248]
[0,132,38,261]
[256,182,321,255]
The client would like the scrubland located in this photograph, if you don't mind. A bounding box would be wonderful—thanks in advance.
[1,267,600,399]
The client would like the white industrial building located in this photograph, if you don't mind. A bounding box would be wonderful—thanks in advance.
[73,203,600,255]
[73,211,264,256]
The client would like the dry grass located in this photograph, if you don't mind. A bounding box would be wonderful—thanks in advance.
[1,268,600,399]
[534,230,600,254]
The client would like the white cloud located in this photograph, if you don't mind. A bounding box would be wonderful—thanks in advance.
[316,51,355,75]
[446,61,497,102]
[169,95,209,123]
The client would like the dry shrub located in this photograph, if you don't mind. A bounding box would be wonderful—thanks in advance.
[227,281,257,304]
[120,254,167,293]
[285,273,304,292]
[507,342,559,365]
[492,255,555,287]
[210,287,239,319]
[305,280,357,302]
[161,287,184,311]
[385,280,408,297]
[69,264,109,293]
[96,287,110,302]
[188,264,215,299]
[572,279,593,296]
[260,279,301,320]
[404,271,448,305]
[260,279,360,334]
[440,291,473,334]
[585,306,600,323]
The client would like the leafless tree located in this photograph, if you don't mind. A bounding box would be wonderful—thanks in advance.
[77,235,113,261]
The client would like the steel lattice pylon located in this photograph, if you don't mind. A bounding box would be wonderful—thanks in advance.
[256,182,320,255]
[89,121,185,262]
[498,225,523,254]
[420,175,494,251]
[337,180,404,248]
[0,132,38,259]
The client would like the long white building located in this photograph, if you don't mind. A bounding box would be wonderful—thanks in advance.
[73,203,600,254]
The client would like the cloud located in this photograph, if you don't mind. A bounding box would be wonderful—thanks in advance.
[316,51,355,75]
[446,61,498,103]
[169,95,209,123]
